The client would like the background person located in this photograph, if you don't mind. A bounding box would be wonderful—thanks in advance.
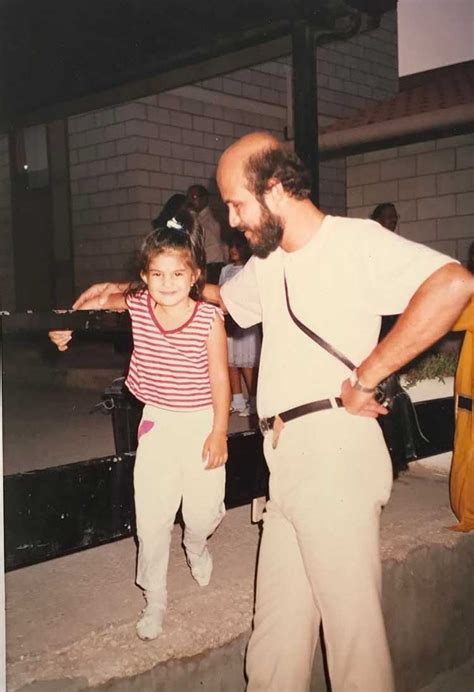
[219,231,260,416]
[50,210,230,642]
[370,201,399,232]
[187,184,227,284]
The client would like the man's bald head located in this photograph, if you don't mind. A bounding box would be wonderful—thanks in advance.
[217,131,311,202]
[219,132,280,169]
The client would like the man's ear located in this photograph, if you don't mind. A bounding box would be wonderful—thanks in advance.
[264,179,285,211]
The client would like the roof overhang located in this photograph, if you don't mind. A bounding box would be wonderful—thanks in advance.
[319,103,474,159]
[0,0,396,131]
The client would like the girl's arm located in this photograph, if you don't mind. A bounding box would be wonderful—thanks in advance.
[203,312,230,469]
[49,293,128,351]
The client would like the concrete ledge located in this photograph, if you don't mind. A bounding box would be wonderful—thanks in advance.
[7,471,474,692]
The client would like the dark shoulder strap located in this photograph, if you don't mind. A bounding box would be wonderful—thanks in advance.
[284,275,356,372]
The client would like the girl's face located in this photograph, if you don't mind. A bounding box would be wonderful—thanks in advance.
[229,244,242,263]
[141,250,199,308]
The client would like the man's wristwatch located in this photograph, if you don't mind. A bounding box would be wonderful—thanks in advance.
[349,371,377,393]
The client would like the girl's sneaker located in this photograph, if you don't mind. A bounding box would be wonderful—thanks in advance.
[136,591,166,640]
[189,547,213,587]
[238,399,256,417]
[230,403,248,414]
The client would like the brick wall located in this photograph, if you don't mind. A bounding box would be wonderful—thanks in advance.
[67,10,397,292]
[0,135,15,310]
[346,133,474,264]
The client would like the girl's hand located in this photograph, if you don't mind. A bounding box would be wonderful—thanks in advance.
[49,330,73,351]
[202,431,228,469]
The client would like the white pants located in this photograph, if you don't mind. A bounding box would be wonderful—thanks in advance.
[134,405,226,593]
[246,408,395,692]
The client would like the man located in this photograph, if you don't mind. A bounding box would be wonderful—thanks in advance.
[186,184,227,284]
[370,202,399,232]
[205,133,473,692]
[69,133,473,691]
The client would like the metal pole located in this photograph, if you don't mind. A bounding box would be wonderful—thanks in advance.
[0,315,6,689]
[292,19,319,204]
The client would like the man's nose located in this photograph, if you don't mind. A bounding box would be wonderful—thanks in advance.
[228,207,239,228]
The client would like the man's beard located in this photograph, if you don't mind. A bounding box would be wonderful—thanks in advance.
[243,204,284,259]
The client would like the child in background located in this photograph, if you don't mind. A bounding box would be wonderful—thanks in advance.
[219,231,261,416]
[50,210,230,640]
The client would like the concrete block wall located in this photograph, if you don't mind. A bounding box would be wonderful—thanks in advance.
[315,9,398,216]
[67,10,398,291]
[68,91,286,291]
[346,133,474,264]
[0,135,15,310]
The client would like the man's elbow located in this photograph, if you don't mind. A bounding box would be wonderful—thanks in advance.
[447,264,474,299]
[430,263,474,299]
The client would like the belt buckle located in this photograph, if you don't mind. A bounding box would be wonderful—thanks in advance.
[259,417,270,435]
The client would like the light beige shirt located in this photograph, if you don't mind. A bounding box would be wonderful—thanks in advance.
[221,215,456,417]
[199,206,226,263]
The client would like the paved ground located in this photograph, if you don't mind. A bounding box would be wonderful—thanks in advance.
[3,340,474,691]
[5,466,472,692]
[3,384,254,475]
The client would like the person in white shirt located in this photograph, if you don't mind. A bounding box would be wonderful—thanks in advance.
[212,133,473,692]
[187,184,227,284]
[219,231,261,416]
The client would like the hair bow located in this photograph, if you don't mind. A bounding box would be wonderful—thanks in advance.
[166,217,184,230]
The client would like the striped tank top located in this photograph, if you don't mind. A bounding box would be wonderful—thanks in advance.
[125,290,222,410]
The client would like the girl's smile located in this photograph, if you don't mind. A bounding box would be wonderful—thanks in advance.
[141,250,198,311]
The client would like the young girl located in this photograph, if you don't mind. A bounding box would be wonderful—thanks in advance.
[50,210,230,641]
[219,231,261,416]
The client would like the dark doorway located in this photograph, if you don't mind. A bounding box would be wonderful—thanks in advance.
[10,126,55,310]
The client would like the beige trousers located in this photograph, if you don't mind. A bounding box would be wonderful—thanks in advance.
[134,405,225,594]
[246,408,395,692]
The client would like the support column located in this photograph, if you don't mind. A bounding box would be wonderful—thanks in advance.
[292,20,319,204]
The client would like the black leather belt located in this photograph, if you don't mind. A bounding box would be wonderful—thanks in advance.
[259,397,343,435]
[458,395,473,412]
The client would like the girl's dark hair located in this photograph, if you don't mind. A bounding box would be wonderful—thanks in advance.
[370,202,396,221]
[244,145,312,201]
[127,208,206,300]
[227,230,251,264]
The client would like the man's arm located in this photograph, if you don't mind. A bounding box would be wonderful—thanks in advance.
[202,283,227,312]
[73,282,130,309]
[342,263,474,414]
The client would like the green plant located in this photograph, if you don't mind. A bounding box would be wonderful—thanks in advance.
[402,351,458,388]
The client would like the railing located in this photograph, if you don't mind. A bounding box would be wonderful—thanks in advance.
[1,311,268,571]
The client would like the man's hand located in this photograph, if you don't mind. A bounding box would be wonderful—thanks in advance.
[202,431,228,469]
[340,378,389,418]
[73,283,125,309]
